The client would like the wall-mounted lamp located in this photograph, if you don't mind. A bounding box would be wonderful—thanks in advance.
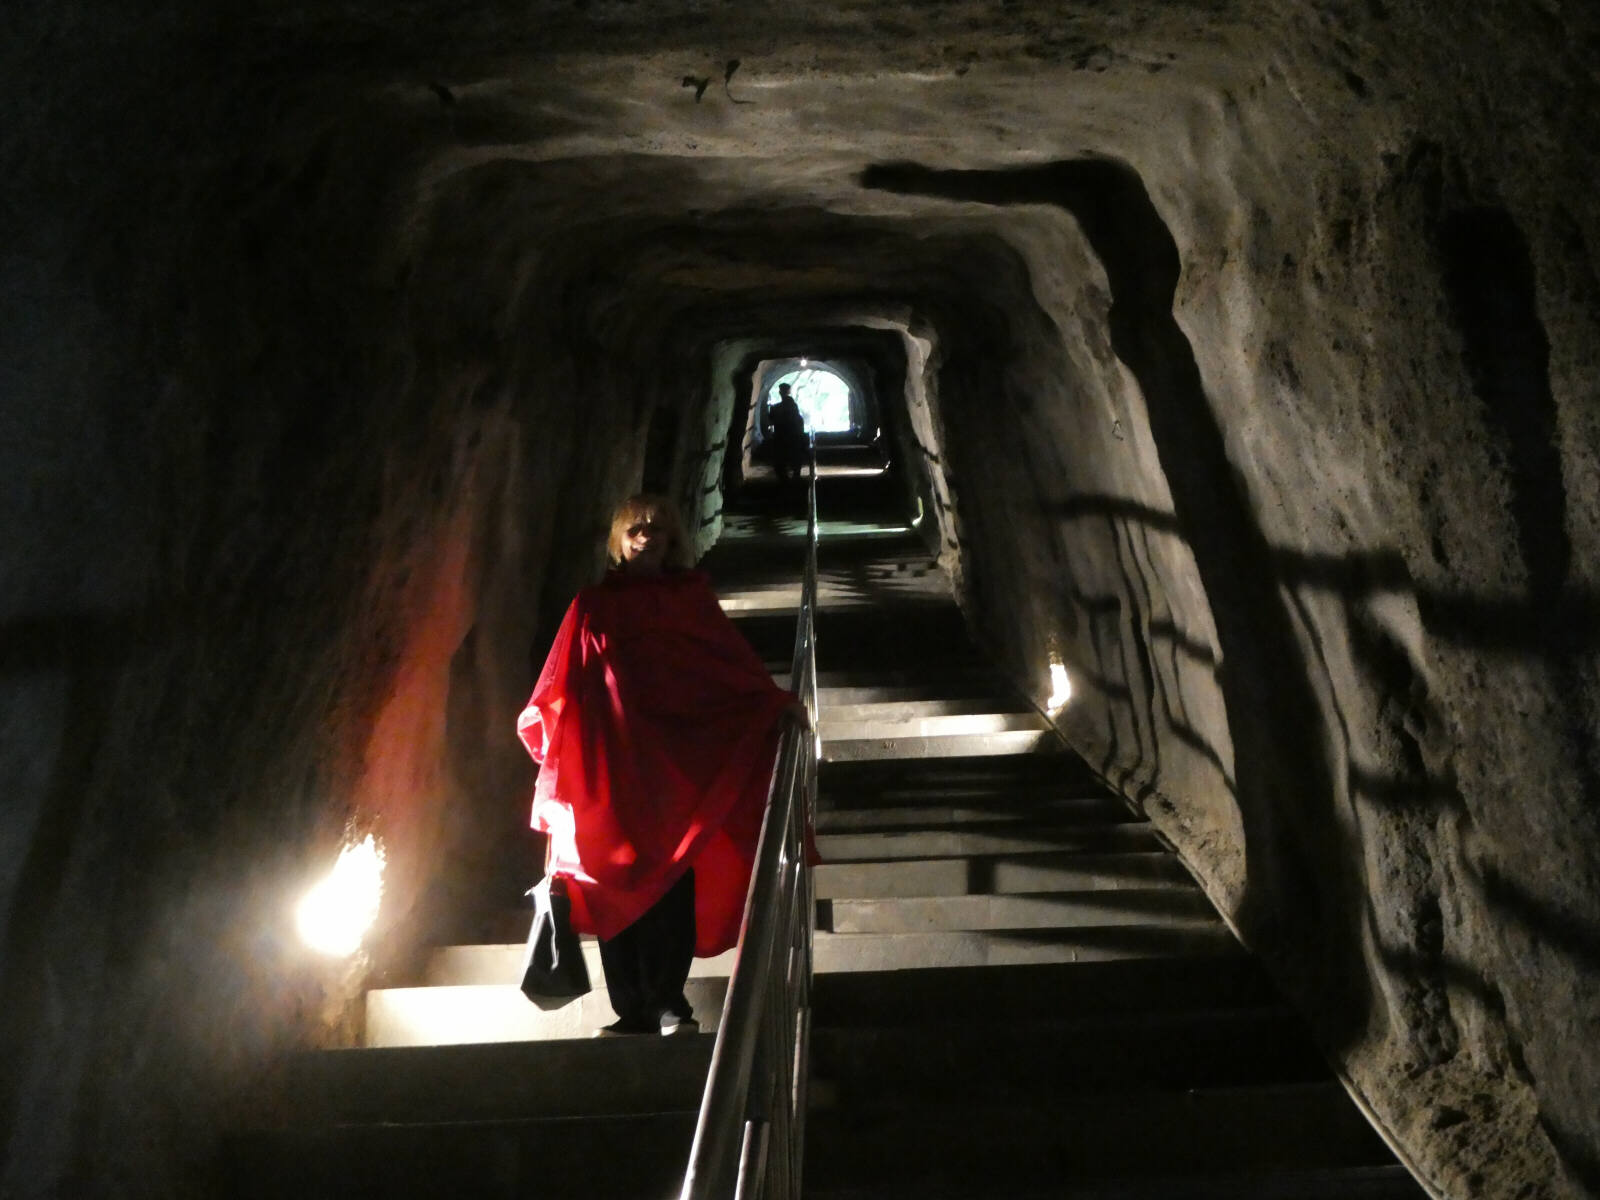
[296,833,385,957]
[1046,659,1073,713]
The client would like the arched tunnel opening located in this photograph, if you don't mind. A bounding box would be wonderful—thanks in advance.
[730,345,901,491]
[759,360,859,436]
[4,4,1600,1197]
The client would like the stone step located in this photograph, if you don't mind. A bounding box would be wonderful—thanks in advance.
[812,604,969,636]
[812,587,958,610]
[765,612,988,671]
[426,940,735,987]
[817,887,1219,934]
[364,976,729,1047]
[793,672,1017,691]
[805,1163,1429,1200]
[712,530,927,564]
[720,583,954,613]
[807,666,1011,692]
[815,822,1159,862]
[820,709,1051,741]
[820,696,1036,723]
[822,728,1060,761]
[811,923,1241,972]
[225,1110,697,1200]
[809,1004,1328,1101]
[803,1082,1395,1190]
[810,957,1283,1026]
[718,590,803,613]
[818,751,1103,797]
[818,781,1114,812]
[814,679,1016,705]
[817,682,1010,706]
[464,867,1193,942]
[814,793,1132,831]
[419,918,1232,989]
[290,1036,712,1124]
[813,849,1193,898]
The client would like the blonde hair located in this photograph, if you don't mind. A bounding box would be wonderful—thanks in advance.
[606,493,693,568]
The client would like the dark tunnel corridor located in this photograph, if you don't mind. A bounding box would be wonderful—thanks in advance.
[4,1,1600,1196]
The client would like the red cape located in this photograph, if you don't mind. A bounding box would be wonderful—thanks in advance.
[517,569,793,956]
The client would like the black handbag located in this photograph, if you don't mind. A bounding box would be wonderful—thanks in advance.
[519,875,592,1008]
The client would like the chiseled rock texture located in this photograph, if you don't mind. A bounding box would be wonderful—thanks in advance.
[3,1,1598,1196]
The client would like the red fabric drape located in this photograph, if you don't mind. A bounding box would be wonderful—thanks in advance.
[517,569,793,956]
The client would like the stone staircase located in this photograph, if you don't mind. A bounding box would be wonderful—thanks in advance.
[223,449,1427,1199]
[787,464,1426,1199]
[802,754,1427,1198]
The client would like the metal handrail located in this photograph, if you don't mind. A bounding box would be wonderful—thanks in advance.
[681,441,820,1200]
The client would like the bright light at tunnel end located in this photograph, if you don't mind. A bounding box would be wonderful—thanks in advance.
[296,833,386,957]
[771,364,852,433]
[1047,660,1073,713]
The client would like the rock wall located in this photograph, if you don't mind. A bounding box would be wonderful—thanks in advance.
[2,1,1598,1196]
[868,38,1600,1200]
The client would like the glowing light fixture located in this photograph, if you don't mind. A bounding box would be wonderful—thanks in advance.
[296,833,386,957]
[1046,660,1073,713]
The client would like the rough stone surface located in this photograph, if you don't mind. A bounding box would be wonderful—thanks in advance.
[3,2,1599,1197]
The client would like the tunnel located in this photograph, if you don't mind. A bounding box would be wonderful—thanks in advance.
[3,1,1600,1197]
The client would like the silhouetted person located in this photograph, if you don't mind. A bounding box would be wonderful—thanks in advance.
[767,383,809,485]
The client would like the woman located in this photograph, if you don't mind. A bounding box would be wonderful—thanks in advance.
[517,494,802,1035]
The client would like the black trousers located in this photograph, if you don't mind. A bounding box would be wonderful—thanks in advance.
[773,454,809,484]
[597,869,696,1028]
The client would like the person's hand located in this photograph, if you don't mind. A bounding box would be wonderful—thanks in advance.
[783,698,812,730]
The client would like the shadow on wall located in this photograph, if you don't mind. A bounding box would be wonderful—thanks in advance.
[1439,208,1569,605]
[1435,208,1600,849]
[1056,496,1600,914]
[1430,203,1598,1185]
[1039,498,1232,808]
